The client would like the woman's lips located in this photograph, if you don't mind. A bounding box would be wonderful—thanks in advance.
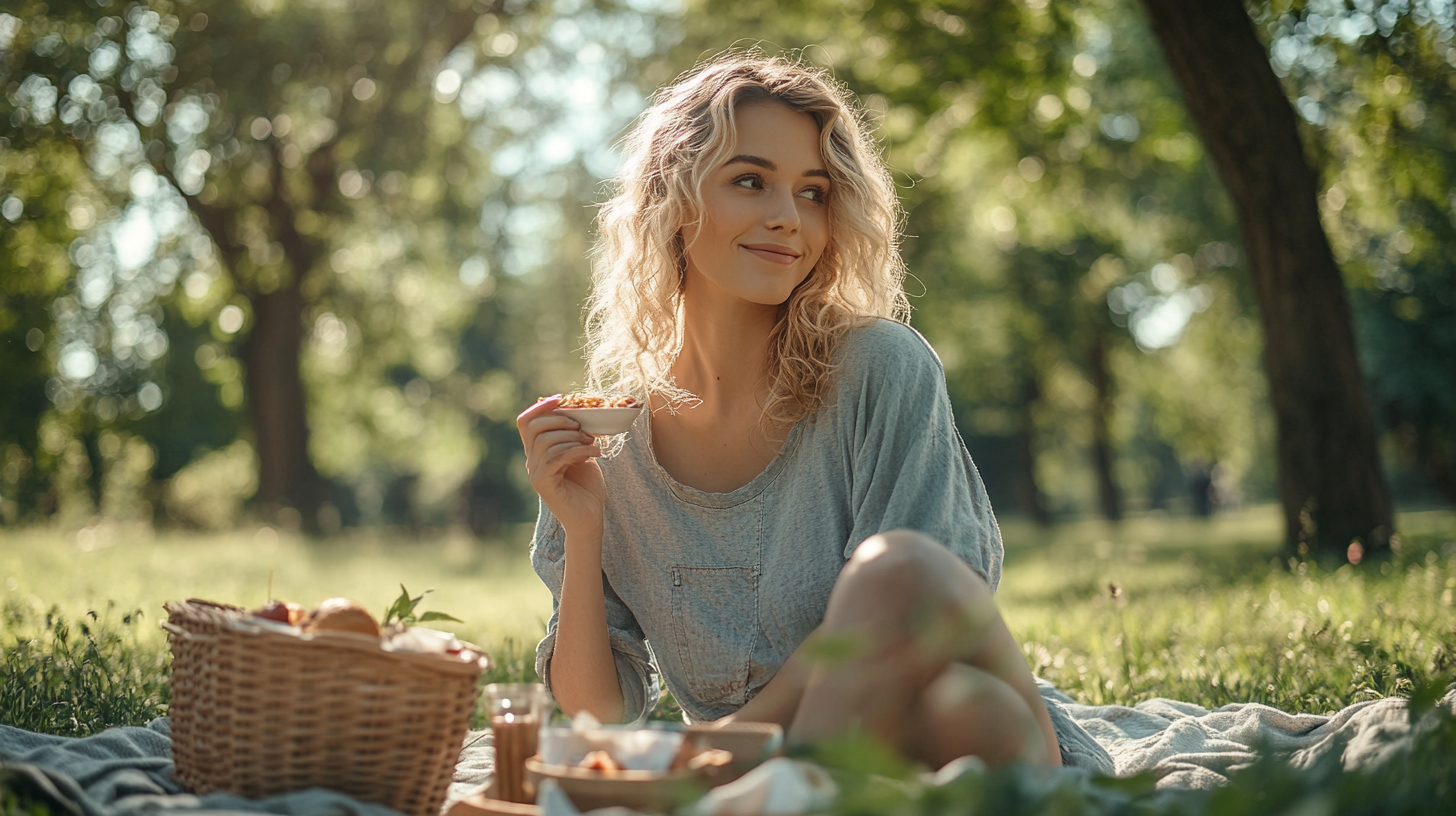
[742,244,800,265]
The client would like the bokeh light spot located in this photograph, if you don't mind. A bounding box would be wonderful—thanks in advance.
[218,305,245,335]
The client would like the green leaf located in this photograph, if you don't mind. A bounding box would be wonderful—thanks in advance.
[383,584,414,626]
[417,611,463,623]
[407,588,434,617]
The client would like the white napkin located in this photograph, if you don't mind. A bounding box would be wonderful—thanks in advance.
[690,758,837,816]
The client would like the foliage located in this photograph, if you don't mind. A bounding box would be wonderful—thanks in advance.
[380,583,463,627]
[0,0,663,530]
[3,0,1453,529]
[0,600,168,736]
[0,771,55,816]
[0,138,90,524]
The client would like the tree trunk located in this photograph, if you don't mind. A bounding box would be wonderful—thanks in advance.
[1013,374,1052,526]
[244,282,324,531]
[1139,0,1393,554]
[1087,330,1122,521]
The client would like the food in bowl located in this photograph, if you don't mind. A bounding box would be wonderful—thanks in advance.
[558,393,640,408]
[548,392,644,436]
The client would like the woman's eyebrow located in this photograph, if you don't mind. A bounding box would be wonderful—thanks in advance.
[726,154,831,179]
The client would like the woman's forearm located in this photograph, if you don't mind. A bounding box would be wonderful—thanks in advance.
[548,528,626,723]
[724,626,818,729]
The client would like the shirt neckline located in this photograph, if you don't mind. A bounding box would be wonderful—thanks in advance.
[640,407,805,509]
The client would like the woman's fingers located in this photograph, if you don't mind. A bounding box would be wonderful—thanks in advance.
[532,428,594,455]
[529,428,600,487]
[518,396,568,445]
[517,395,560,429]
[519,398,584,452]
[530,429,594,470]
[539,438,598,470]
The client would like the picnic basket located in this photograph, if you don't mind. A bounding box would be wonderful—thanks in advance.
[163,599,487,816]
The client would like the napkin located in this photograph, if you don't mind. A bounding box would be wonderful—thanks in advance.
[690,758,837,816]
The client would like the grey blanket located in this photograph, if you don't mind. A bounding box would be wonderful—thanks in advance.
[1038,683,1456,788]
[3,689,1450,816]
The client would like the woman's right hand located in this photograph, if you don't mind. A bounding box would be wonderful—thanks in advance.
[517,396,606,538]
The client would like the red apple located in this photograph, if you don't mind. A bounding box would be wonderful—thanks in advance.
[251,600,293,623]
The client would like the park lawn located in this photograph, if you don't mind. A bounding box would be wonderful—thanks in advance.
[997,504,1456,713]
[2,504,1454,735]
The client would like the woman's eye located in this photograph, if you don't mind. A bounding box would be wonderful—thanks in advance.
[732,174,763,190]
[798,186,828,203]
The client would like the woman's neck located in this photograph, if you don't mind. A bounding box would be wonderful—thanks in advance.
[670,285,779,413]
[650,279,788,493]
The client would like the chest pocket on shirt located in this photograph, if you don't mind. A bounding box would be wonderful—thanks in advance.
[670,565,759,708]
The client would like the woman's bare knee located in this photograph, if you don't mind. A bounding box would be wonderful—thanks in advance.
[830,531,997,645]
[821,532,955,647]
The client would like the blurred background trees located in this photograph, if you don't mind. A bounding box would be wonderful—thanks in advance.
[2,0,1452,548]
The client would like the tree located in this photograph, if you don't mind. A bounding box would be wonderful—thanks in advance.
[5,0,495,528]
[5,0,669,531]
[1243,0,1456,508]
[1139,0,1394,554]
[0,140,86,521]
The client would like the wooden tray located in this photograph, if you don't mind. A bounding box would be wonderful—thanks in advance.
[448,780,539,816]
[446,721,784,816]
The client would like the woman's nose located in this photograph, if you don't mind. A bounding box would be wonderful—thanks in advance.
[764,188,801,232]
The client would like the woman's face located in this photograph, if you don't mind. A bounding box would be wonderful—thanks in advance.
[681,101,831,309]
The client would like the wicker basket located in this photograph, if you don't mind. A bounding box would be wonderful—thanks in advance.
[163,599,487,816]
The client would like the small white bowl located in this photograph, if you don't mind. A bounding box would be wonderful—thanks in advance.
[557,406,643,436]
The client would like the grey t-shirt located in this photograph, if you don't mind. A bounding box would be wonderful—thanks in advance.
[530,319,1004,724]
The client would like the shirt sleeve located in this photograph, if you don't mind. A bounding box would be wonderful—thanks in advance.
[530,502,660,722]
[842,323,1004,590]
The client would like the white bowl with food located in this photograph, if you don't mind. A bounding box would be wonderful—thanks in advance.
[554,394,643,436]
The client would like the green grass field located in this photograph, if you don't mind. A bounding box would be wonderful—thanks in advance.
[4,504,1453,734]
[3,505,1455,814]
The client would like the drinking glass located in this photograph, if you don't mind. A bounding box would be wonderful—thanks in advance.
[485,683,552,803]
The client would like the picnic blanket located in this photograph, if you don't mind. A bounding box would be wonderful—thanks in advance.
[1037,681,1456,788]
[3,686,1452,816]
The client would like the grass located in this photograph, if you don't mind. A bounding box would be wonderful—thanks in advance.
[0,523,553,651]
[2,506,1455,813]
[1,522,553,735]
[998,505,1456,713]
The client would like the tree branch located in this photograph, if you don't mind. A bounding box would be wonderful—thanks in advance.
[115,85,254,298]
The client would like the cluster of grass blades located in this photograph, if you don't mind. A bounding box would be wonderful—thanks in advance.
[0,600,168,736]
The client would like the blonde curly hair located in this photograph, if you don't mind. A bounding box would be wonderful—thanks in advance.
[585,51,910,429]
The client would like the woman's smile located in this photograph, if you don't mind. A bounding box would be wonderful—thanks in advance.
[741,242,803,265]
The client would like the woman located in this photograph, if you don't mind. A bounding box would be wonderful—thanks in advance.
[516,53,1063,769]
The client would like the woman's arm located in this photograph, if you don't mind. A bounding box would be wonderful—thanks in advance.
[518,397,625,722]
[549,526,626,722]
[720,627,819,729]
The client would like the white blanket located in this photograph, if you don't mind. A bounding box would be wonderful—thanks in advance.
[1039,683,1455,788]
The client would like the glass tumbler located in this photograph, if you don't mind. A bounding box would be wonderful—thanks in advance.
[485,683,552,803]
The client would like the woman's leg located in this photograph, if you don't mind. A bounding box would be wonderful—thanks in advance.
[787,530,1061,769]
